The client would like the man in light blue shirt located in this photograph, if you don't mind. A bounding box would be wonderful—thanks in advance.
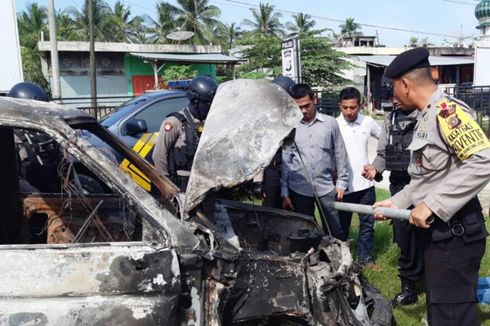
[281,83,349,239]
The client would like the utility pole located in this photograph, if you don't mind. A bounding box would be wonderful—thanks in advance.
[47,0,61,101]
[89,0,97,117]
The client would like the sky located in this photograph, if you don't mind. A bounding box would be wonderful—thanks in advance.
[14,0,483,47]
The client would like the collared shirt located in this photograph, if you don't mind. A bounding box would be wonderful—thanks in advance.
[372,109,421,173]
[391,89,490,222]
[337,113,381,193]
[281,112,349,197]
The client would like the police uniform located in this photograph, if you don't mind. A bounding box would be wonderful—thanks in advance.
[372,108,424,304]
[385,48,490,325]
[152,108,203,191]
[261,149,282,208]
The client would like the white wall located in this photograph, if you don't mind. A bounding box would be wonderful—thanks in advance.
[474,43,490,86]
[0,0,23,93]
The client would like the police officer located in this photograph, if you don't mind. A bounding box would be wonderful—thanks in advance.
[363,83,423,306]
[374,48,490,325]
[152,75,218,191]
[260,76,296,208]
[7,82,63,193]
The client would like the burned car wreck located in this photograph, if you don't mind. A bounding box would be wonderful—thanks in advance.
[0,80,393,325]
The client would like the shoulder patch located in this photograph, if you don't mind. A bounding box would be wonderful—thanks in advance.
[164,122,173,132]
[436,99,490,160]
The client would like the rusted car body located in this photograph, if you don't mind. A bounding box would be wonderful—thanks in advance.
[0,95,392,325]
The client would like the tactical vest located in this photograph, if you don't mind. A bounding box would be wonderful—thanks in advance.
[167,109,202,191]
[385,111,417,172]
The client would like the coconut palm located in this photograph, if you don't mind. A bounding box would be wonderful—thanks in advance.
[147,2,179,43]
[219,23,242,50]
[155,0,224,45]
[242,3,284,37]
[339,17,362,37]
[108,1,145,43]
[286,12,315,36]
[64,0,113,41]
[56,12,78,41]
[17,2,48,48]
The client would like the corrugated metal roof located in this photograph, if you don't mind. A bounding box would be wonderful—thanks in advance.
[130,52,242,63]
[356,55,474,67]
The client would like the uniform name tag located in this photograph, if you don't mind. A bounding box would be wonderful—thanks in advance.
[437,100,490,160]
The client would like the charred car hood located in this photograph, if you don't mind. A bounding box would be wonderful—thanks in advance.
[184,79,302,212]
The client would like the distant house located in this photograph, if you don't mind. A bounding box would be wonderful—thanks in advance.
[38,41,240,107]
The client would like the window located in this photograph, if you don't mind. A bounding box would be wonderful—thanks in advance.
[134,97,189,132]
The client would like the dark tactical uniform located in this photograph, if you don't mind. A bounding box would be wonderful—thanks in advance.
[391,90,490,325]
[372,108,424,304]
[152,108,203,191]
[262,150,282,208]
[261,76,296,208]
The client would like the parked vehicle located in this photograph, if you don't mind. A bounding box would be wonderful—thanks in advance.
[0,92,393,325]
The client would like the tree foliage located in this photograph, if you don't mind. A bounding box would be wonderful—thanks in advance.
[238,31,351,86]
[242,3,284,37]
[162,65,198,81]
[339,17,362,37]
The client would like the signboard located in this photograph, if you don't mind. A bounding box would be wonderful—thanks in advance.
[281,38,301,83]
[0,0,23,94]
[474,45,490,86]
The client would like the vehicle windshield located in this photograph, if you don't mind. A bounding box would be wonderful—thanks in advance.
[99,96,150,127]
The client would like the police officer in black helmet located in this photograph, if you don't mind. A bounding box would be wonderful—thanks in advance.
[363,81,424,306]
[152,75,218,191]
[6,82,64,193]
[259,76,296,208]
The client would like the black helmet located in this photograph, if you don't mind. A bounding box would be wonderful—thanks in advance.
[185,76,218,104]
[7,82,49,102]
[272,76,296,96]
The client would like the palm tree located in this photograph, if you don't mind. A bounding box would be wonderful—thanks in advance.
[65,0,113,41]
[286,12,315,36]
[148,2,178,43]
[108,1,145,43]
[339,17,362,37]
[56,12,78,41]
[219,23,241,50]
[242,3,284,37]
[156,0,224,45]
[17,2,48,48]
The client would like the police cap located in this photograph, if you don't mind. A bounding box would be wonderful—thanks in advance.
[272,76,296,96]
[384,47,430,79]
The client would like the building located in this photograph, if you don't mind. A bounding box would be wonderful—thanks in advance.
[474,0,490,86]
[38,41,240,107]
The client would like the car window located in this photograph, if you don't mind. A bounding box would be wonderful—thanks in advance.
[99,96,150,128]
[134,97,189,132]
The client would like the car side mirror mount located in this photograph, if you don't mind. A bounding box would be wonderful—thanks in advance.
[124,119,148,136]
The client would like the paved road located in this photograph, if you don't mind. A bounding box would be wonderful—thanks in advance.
[367,131,490,215]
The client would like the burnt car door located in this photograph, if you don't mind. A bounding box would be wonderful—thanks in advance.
[0,98,202,325]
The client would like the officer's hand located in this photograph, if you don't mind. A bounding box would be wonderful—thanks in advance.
[362,165,377,181]
[282,197,294,210]
[409,202,432,229]
[373,199,397,220]
[336,188,345,201]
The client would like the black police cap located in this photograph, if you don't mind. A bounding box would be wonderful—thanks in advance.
[384,47,430,79]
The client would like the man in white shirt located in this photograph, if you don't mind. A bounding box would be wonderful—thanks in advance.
[336,87,381,268]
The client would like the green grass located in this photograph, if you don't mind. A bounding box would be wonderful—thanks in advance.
[349,188,490,325]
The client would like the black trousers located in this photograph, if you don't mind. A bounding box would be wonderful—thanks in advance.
[421,198,488,326]
[389,172,424,283]
[289,189,343,239]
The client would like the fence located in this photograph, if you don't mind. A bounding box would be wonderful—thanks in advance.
[443,85,490,135]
